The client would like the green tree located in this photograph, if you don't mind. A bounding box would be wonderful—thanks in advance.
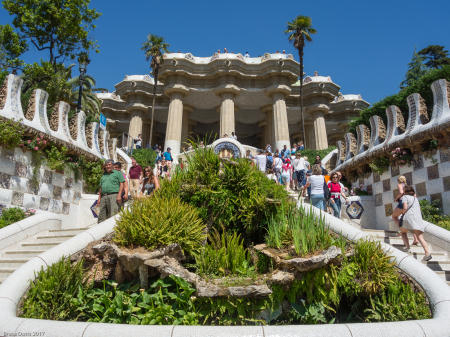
[418,45,450,69]
[400,48,427,89]
[142,34,169,148]
[286,15,317,148]
[0,24,27,73]
[2,0,101,66]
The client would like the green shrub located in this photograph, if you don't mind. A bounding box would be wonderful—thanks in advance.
[0,118,24,149]
[419,199,450,230]
[265,203,344,256]
[21,258,88,320]
[158,146,288,244]
[364,278,431,322]
[80,156,104,193]
[73,275,200,325]
[298,146,336,167]
[132,148,157,168]
[0,207,26,228]
[194,228,253,277]
[338,240,396,296]
[45,145,67,171]
[114,194,206,255]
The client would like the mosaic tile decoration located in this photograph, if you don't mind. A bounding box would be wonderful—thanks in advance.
[346,200,364,219]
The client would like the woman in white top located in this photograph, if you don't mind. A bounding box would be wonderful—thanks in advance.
[399,185,431,261]
[303,164,325,211]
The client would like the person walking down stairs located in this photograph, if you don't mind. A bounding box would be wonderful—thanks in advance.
[398,185,432,261]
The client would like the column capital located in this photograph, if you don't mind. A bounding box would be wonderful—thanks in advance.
[265,84,291,99]
[164,83,189,98]
[214,84,240,97]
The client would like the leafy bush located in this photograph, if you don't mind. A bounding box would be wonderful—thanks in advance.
[364,278,431,322]
[298,146,336,166]
[132,148,157,168]
[45,145,68,171]
[338,240,396,296]
[114,194,206,255]
[349,65,450,133]
[73,275,200,325]
[368,156,391,175]
[21,258,88,320]
[419,199,450,230]
[194,228,253,277]
[0,118,24,149]
[0,207,26,228]
[158,145,288,244]
[79,156,104,193]
[266,203,345,256]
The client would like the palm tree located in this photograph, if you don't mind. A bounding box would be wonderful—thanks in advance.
[141,34,169,148]
[285,15,316,148]
[67,74,102,121]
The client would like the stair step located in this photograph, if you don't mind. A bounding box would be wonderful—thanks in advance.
[0,258,29,268]
[48,228,89,235]
[409,253,448,262]
[435,270,450,281]
[0,268,15,278]
[21,242,61,249]
[390,243,440,254]
[3,250,45,258]
[36,234,75,240]
[423,261,450,271]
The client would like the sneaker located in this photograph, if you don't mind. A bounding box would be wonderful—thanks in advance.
[400,246,410,253]
[422,255,432,262]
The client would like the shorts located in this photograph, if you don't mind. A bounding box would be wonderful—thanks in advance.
[396,200,404,209]
[281,173,290,184]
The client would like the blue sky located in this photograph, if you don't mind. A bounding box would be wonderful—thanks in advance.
[1,0,449,104]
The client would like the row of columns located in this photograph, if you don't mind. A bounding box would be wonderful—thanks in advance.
[127,89,329,155]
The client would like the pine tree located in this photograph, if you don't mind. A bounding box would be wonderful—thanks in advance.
[400,49,427,89]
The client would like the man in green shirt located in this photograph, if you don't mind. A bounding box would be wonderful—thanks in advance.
[98,159,125,223]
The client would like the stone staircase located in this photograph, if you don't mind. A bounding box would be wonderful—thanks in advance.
[0,226,90,284]
[362,228,450,286]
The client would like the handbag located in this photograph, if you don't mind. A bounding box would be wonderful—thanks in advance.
[323,178,331,201]
[399,197,415,227]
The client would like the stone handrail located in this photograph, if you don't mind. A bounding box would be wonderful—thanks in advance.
[333,79,450,173]
[0,74,114,161]
[1,205,449,336]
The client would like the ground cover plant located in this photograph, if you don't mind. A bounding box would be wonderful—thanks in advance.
[0,207,27,228]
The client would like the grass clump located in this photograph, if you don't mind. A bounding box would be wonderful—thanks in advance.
[21,258,88,320]
[114,194,206,255]
[266,203,345,256]
[194,228,253,277]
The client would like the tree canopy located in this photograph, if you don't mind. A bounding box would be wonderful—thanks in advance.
[418,45,450,69]
[142,34,169,76]
[0,24,27,72]
[400,48,427,89]
[2,0,101,66]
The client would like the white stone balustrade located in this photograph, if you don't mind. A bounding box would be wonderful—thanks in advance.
[0,74,110,160]
[335,79,450,172]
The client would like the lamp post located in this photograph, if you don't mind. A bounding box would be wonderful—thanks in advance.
[77,53,89,112]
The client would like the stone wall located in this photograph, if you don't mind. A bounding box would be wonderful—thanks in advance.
[0,146,82,215]
[350,149,449,230]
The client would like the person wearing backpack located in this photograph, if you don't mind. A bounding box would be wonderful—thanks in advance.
[327,172,348,218]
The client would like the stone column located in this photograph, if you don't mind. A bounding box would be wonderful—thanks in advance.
[304,121,315,150]
[261,105,274,149]
[313,112,328,150]
[181,105,192,151]
[128,110,143,148]
[164,92,184,155]
[219,93,235,137]
[271,93,291,151]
